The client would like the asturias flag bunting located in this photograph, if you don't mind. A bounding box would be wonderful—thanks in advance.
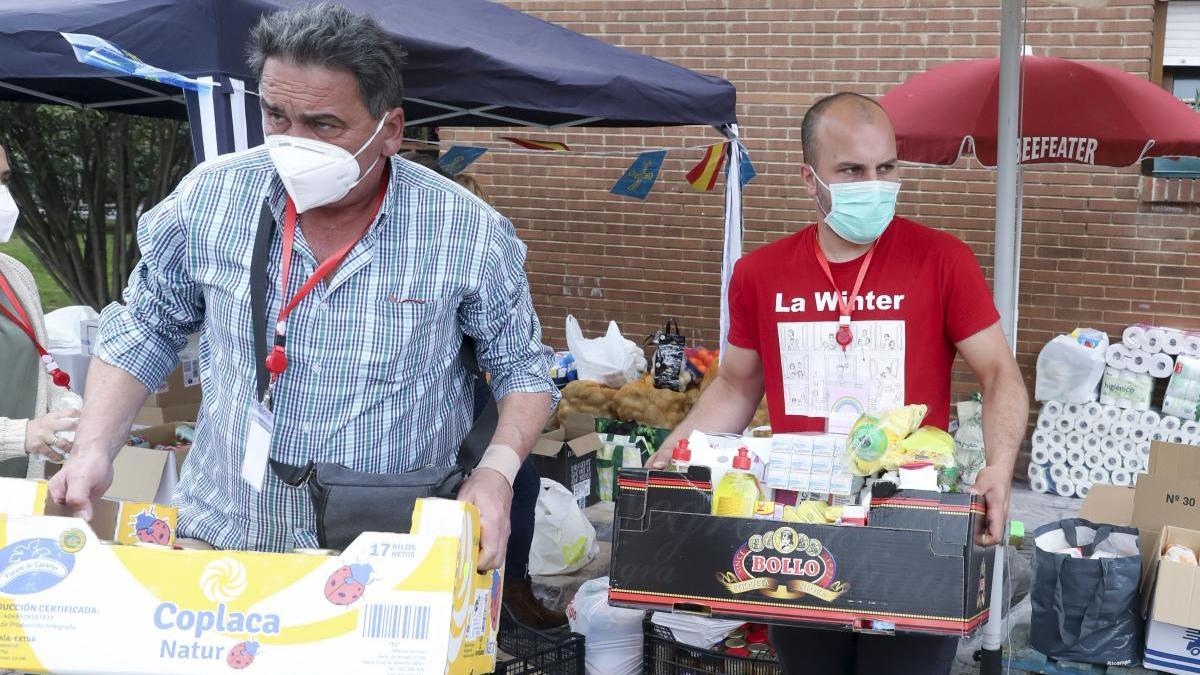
[61,32,213,91]
[686,142,729,192]
[501,137,570,152]
[728,143,758,188]
[610,150,667,200]
[437,146,488,176]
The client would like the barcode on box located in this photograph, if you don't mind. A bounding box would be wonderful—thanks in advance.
[182,357,201,387]
[360,604,430,640]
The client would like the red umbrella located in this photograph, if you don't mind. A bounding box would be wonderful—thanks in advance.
[880,55,1200,167]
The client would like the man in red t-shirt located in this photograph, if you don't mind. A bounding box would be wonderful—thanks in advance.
[650,93,1028,675]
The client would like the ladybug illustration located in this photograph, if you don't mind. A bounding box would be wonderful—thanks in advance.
[227,641,259,669]
[134,513,172,546]
[490,570,502,629]
[324,564,372,606]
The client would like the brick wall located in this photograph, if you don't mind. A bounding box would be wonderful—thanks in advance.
[446,0,1200,453]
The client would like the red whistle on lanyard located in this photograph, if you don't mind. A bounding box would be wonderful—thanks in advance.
[836,316,853,350]
[1,273,71,390]
[814,236,876,354]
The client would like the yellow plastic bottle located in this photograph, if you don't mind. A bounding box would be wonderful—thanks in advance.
[712,447,763,517]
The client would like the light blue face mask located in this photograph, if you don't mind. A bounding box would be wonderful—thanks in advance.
[811,170,901,245]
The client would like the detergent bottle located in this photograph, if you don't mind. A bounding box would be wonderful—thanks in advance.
[712,447,762,517]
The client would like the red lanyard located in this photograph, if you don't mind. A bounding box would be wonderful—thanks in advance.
[0,271,71,389]
[813,236,876,351]
[263,178,389,382]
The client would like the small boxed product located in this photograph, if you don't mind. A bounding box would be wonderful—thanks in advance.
[531,412,603,508]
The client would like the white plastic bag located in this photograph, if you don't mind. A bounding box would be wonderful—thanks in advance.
[42,305,99,351]
[1035,332,1108,403]
[567,576,643,675]
[954,395,985,486]
[528,478,599,576]
[565,315,646,388]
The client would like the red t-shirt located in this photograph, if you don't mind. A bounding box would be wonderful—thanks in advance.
[727,216,999,432]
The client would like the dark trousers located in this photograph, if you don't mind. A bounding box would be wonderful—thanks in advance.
[505,457,540,580]
[769,625,959,675]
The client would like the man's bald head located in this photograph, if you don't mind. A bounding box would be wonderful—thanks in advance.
[801,93,893,168]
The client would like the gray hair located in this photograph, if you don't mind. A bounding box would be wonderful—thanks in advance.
[247,2,407,118]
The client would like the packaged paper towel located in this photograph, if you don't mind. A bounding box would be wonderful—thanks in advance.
[1164,356,1200,421]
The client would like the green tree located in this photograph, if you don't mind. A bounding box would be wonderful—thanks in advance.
[0,103,192,308]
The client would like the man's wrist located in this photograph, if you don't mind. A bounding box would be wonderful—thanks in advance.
[476,444,522,486]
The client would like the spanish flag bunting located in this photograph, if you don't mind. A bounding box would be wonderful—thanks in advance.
[686,142,728,192]
[501,136,571,152]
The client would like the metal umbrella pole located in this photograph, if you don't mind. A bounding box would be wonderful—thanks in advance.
[979,0,1022,673]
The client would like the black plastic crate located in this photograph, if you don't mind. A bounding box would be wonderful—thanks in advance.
[494,607,585,675]
[643,620,782,675]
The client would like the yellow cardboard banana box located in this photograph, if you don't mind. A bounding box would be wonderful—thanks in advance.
[0,479,499,675]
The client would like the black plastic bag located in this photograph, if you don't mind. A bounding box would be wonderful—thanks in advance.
[649,319,686,391]
[1031,518,1143,666]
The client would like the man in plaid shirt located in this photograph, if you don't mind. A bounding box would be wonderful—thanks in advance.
[49,3,557,572]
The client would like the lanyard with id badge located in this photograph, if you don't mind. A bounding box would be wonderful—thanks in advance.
[241,180,387,491]
[776,237,904,433]
[813,242,875,433]
[242,178,498,550]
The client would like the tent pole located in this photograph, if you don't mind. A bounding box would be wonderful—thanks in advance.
[980,2,1021,675]
[717,124,743,365]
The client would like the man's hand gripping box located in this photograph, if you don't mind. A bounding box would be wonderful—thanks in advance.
[0,487,500,675]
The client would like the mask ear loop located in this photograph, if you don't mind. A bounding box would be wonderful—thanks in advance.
[807,165,834,219]
[346,115,392,190]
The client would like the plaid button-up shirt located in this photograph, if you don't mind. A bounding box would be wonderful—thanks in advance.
[96,150,556,551]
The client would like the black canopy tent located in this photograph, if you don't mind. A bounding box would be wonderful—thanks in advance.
[0,0,747,353]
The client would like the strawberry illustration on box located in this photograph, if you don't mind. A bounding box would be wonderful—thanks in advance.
[127,505,175,547]
[325,563,372,606]
[226,641,259,669]
[134,511,173,546]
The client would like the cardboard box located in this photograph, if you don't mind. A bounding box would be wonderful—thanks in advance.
[0,495,500,674]
[609,467,994,637]
[1141,526,1200,674]
[0,477,181,547]
[531,412,603,508]
[135,401,201,427]
[1079,441,1200,575]
[45,422,191,504]
[145,360,203,407]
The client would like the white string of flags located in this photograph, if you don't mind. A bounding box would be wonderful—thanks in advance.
[56,30,758,201]
[410,135,757,199]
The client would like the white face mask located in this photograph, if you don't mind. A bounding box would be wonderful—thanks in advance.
[0,185,18,243]
[265,116,388,213]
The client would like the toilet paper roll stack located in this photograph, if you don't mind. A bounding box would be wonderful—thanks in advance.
[1029,398,1186,497]
[1124,324,1200,357]
[1123,324,1150,351]
[1186,334,1200,359]
[1105,343,1174,376]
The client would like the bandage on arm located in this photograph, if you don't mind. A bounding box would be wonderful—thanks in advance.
[476,444,522,486]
